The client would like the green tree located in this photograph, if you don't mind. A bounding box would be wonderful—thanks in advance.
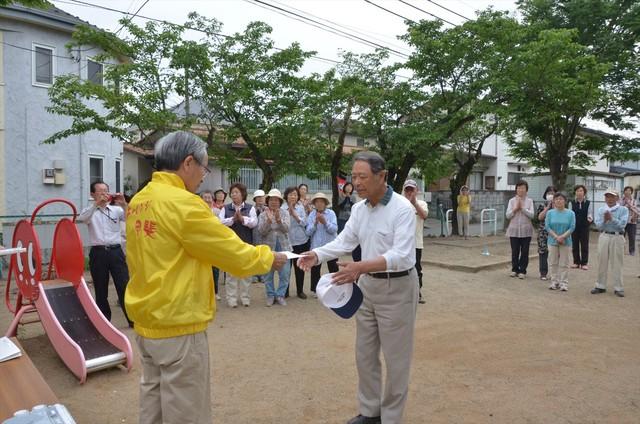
[184,14,321,190]
[402,11,521,233]
[498,28,623,190]
[44,17,195,144]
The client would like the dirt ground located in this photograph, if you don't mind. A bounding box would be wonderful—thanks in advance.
[2,239,639,424]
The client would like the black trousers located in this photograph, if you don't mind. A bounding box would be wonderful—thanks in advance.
[415,248,423,289]
[625,223,636,254]
[539,250,548,277]
[288,240,310,296]
[89,246,131,324]
[510,237,531,274]
[571,225,590,265]
[310,259,339,292]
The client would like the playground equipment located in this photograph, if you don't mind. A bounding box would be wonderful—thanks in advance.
[480,208,498,236]
[4,199,132,383]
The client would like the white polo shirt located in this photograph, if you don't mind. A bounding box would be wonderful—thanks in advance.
[77,203,125,246]
[314,186,416,272]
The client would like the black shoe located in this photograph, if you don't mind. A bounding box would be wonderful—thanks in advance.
[590,287,606,294]
[418,293,426,304]
[297,292,307,300]
[614,290,625,298]
[346,415,381,424]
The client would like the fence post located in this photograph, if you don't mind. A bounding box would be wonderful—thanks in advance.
[446,209,453,236]
[480,208,497,236]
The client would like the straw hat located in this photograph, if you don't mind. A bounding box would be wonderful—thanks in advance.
[311,192,331,206]
[265,188,284,203]
[604,188,619,197]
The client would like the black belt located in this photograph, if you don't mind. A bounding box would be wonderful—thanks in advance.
[602,231,624,235]
[91,244,121,250]
[368,269,412,279]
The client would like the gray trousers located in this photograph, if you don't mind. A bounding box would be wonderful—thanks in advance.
[136,332,211,424]
[356,270,419,423]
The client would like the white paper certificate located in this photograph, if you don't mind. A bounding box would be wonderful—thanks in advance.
[282,251,304,260]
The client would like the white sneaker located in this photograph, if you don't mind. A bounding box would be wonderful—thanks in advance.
[549,282,559,290]
[517,273,525,280]
[266,296,274,307]
[510,272,517,278]
[310,292,318,298]
[276,296,287,306]
[215,294,221,301]
[560,284,568,292]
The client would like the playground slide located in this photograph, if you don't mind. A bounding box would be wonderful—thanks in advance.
[5,199,132,383]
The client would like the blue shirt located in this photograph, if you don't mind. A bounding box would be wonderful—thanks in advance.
[545,208,576,247]
[283,203,308,246]
[305,209,338,249]
[594,205,629,233]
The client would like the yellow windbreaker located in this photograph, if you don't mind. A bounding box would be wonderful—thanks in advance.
[124,172,274,338]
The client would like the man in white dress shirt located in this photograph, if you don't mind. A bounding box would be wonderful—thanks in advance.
[77,181,132,326]
[298,151,418,424]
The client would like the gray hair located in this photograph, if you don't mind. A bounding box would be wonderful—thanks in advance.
[154,131,207,171]
[353,151,386,174]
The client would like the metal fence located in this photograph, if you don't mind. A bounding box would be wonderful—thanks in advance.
[228,167,334,192]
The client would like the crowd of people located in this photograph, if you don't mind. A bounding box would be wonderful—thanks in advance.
[73,129,637,424]
[506,180,634,297]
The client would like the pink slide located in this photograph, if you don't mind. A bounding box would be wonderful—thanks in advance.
[4,199,132,384]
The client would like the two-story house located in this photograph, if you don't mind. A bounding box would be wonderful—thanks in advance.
[0,4,123,231]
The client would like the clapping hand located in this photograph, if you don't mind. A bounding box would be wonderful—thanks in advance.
[234,208,243,224]
[604,210,612,221]
[316,212,326,225]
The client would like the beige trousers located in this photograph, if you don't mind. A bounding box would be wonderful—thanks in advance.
[457,211,470,237]
[596,233,624,292]
[226,275,251,306]
[548,244,570,287]
[356,270,419,424]
[136,332,211,424]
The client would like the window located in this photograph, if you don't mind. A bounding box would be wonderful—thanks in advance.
[485,176,495,191]
[115,160,121,193]
[469,172,483,191]
[33,44,54,86]
[89,157,103,185]
[356,137,365,147]
[88,59,103,85]
[507,172,525,185]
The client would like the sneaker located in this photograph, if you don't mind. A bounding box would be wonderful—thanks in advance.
[560,284,568,292]
[297,292,307,300]
[227,301,237,308]
[631,252,636,256]
[590,287,606,295]
[276,296,287,306]
[540,275,548,281]
[581,265,589,270]
[517,273,525,280]
[215,294,221,301]
[266,296,275,307]
[614,290,625,298]
[510,271,517,278]
[418,292,426,304]
[310,291,318,299]
[242,301,250,307]
[570,264,580,269]
[549,283,559,290]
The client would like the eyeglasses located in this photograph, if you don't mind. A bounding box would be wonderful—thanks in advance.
[190,153,211,176]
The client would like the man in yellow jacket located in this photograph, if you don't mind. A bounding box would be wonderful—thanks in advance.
[125,131,286,424]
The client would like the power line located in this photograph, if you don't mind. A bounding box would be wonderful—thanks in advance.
[423,0,470,22]
[1,40,78,61]
[397,0,456,26]
[363,0,415,23]
[268,0,413,56]
[246,0,410,59]
[114,0,150,35]
[53,0,344,66]
[53,0,412,80]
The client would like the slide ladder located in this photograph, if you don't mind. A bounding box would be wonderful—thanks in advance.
[4,199,132,383]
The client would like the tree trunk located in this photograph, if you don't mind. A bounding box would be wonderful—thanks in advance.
[391,153,417,193]
[331,103,352,214]
[549,149,570,192]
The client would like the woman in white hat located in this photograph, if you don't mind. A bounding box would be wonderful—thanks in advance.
[305,192,339,296]
[258,188,292,306]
